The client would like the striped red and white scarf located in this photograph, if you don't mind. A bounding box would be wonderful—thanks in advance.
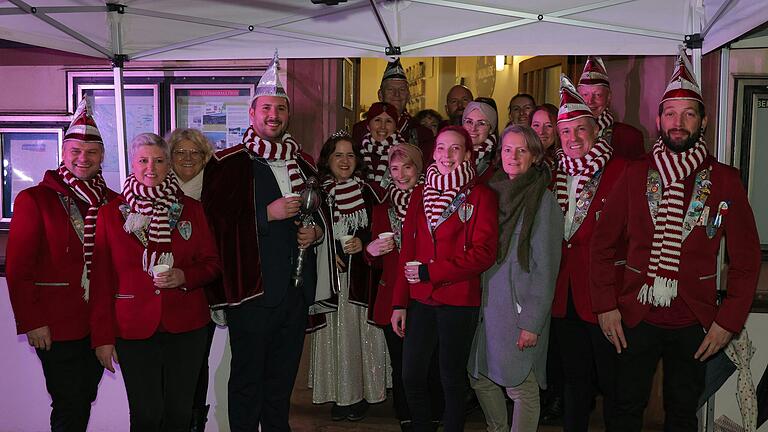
[473,135,497,164]
[554,137,613,214]
[637,137,708,307]
[361,132,404,183]
[323,176,368,239]
[387,176,424,221]
[242,126,305,193]
[57,164,109,300]
[122,172,184,275]
[423,161,475,228]
[596,109,614,136]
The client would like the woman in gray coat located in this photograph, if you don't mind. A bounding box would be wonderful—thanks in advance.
[467,124,563,432]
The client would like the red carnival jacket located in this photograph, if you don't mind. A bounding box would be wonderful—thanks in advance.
[552,157,628,324]
[591,156,761,333]
[6,171,117,341]
[89,196,221,347]
[366,202,402,326]
[392,182,498,308]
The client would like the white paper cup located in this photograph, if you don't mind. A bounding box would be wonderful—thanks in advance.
[378,232,394,240]
[340,234,354,245]
[152,264,170,276]
[406,261,422,267]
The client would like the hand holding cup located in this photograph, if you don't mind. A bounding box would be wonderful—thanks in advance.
[366,232,395,257]
[405,260,422,284]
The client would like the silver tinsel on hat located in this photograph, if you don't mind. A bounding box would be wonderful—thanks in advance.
[252,49,289,103]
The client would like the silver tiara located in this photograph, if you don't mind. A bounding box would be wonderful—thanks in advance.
[330,129,351,139]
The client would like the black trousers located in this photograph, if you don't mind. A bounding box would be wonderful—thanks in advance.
[35,336,103,432]
[191,321,217,410]
[552,317,618,432]
[384,324,445,425]
[116,327,208,432]
[226,287,308,432]
[614,322,706,432]
[402,300,479,432]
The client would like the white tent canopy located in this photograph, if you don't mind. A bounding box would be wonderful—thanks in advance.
[0,0,766,61]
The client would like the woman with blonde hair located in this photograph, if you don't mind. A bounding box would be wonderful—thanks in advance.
[166,128,214,201]
[166,127,217,431]
[90,133,221,431]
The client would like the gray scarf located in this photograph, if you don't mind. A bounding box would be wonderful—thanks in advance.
[488,164,552,271]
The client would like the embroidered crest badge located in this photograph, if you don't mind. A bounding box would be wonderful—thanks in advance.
[458,203,474,223]
[178,221,192,240]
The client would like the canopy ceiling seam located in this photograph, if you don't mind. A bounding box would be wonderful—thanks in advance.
[129,29,251,60]
[401,0,681,53]
[5,0,112,58]
[701,0,735,38]
[545,16,681,40]
[124,6,382,54]
[409,0,635,19]
[401,18,536,52]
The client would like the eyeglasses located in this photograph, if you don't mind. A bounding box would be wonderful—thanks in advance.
[173,149,203,159]
[463,118,490,129]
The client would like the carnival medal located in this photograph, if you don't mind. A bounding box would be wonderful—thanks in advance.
[706,201,729,239]
[458,202,474,223]
[178,221,192,240]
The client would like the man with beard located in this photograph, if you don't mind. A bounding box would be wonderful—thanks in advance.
[353,59,434,163]
[6,99,116,431]
[578,56,646,159]
[202,51,335,431]
[550,75,628,432]
[590,51,760,432]
[442,84,474,127]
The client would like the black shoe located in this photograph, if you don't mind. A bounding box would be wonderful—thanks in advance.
[400,420,414,431]
[189,404,209,432]
[539,395,563,425]
[347,400,369,421]
[331,403,351,421]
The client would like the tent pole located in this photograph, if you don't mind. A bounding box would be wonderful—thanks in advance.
[369,0,399,55]
[109,4,128,184]
[692,47,702,87]
[717,47,730,164]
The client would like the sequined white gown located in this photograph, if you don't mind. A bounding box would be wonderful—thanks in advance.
[309,270,391,405]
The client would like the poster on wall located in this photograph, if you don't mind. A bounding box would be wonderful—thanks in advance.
[171,85,254,151]
[78,85,159,191]
[0,129,62,221]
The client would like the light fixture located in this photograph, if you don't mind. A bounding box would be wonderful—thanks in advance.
[496,55,505,71]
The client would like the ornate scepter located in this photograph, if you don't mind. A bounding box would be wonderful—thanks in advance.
[292,177,321,288]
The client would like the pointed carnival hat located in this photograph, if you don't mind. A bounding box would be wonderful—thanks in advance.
[381,58,407,85]
[660,48,703,106]
[252,50,289,105]
[64,98,103,145]
[558,74,594,123]
[578,56,610,87]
